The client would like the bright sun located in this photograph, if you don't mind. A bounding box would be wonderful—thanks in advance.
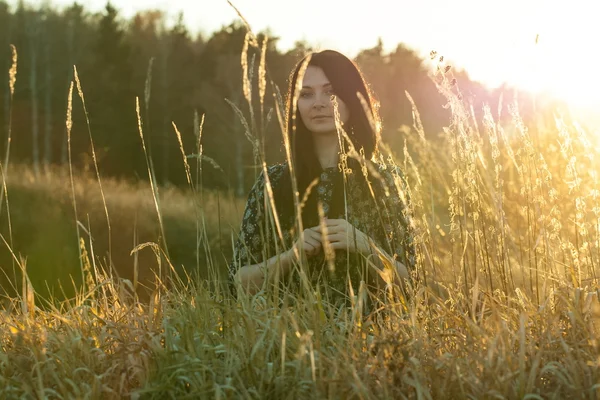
[526,35,600,110]
[480,5,599,112]
[403,0,600,117]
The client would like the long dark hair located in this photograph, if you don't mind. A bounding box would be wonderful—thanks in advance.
[275,50,381,230]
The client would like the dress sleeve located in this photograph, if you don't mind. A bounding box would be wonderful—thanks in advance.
[229,172,266,281]
[228,165,285,282]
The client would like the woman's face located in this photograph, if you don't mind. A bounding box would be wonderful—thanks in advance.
[297,66,350,135]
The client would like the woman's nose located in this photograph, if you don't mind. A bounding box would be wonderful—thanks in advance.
[313,91,330,108]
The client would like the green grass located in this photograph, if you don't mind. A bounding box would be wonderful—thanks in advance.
[0,165,243,301]
[0,38,599,399]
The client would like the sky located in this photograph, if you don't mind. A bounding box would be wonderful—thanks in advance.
[14,0,600,111]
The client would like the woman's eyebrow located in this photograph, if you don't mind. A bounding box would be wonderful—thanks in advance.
[301,82,332,89]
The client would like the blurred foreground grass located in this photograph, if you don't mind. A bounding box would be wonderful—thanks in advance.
[1,110,599,397]
[1,39,600,398]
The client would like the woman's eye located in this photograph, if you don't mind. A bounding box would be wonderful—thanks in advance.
[299,92,313,98]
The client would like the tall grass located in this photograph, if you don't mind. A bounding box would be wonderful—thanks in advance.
[0,34,599,400]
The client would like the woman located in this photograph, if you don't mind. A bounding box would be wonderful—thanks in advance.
[229,50,415,303]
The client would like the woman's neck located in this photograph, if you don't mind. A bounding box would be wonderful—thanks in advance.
[312,133,339,169]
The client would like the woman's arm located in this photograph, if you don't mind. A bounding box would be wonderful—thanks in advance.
[233,249,295,296]
[233,228,324,295]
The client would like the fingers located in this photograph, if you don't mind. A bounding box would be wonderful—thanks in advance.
[304,236,321,250]
[299,228,322,256]
[322,233,344,243]
[313,226,356,241]
[298,224,357,254]
[307,228,323,239]
[304,242,319,256]
[310,219,349,233]
[328,242,346,250]
[303,229,323,244]
[295,240,319,257]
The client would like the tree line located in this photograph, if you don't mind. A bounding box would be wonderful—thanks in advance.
[0,1,542,194]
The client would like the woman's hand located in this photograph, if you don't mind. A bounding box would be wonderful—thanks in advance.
[311,218,371,255]
[289,228,323,258]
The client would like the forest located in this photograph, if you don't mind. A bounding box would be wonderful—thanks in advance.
[0,1,550,195]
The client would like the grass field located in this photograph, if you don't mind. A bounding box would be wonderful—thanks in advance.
[1,40,599,399]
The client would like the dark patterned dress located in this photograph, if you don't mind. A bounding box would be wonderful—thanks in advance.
[229,162,415,304]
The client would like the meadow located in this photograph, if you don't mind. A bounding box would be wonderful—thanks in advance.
[1,36,599,399]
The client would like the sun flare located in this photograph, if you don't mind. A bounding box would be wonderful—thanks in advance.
[460,2,599,111]
[521,35,600,110]
[346,0,600,115]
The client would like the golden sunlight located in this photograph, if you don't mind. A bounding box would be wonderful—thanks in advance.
[527,35,600,110]
[471,4,599,111]
[334,0,599,118]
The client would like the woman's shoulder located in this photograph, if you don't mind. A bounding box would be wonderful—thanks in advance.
[265,163,288,180]
[249,163,288,191]
[260,163,288,186]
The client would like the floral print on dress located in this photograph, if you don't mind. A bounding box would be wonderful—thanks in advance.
[229,162,415,297]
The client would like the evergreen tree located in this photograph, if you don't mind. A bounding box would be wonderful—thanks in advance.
[0,0,523,194]
[84,2,136,176]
